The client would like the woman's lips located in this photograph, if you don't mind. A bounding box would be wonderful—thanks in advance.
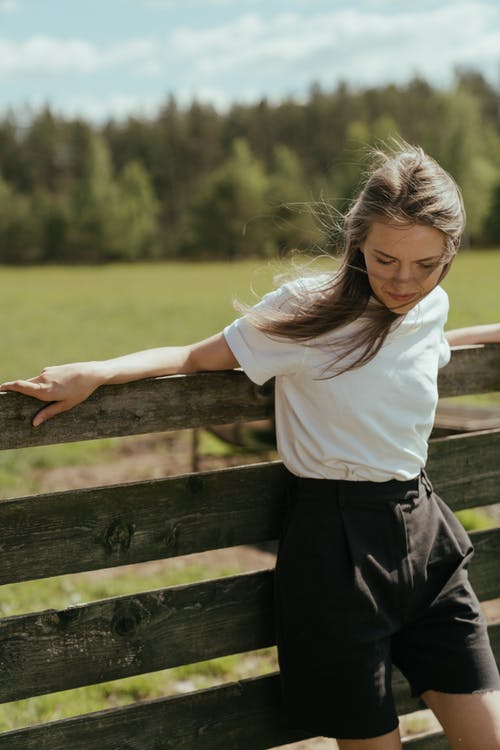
[385,291,417,303]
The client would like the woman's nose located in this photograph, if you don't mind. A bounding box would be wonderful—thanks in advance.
[391,264,413,283]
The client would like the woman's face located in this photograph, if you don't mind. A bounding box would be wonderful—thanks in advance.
[360,221,448,313]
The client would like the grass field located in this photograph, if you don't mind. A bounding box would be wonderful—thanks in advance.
[1,251,499,381]
[0,251,499,734]
[0,259,279,380]
[0,250,498,495]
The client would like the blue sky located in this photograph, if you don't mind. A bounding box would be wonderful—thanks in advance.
[1,0,499,122]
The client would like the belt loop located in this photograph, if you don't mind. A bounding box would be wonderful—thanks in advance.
[421,469,433,496]
[404,489,419,505]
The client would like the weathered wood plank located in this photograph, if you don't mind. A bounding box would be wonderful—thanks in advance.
[0,673,308,750]
[427,428,500,511]
[1,427,499,586]
[0,554,498,705]
[0,345,498,451]
[0,345,495,748]
[433,401,500,433]
[0,370,275,450]
[0,570,275,703]
[438,344,500,398]
[402,732,447,749]
[0,462,287,585]
[468,527,500,602]
[1,619,498,747]
[2,619,499,750]
[0,670,444,749]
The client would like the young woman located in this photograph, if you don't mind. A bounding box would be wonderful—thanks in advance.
[2,143,500,749]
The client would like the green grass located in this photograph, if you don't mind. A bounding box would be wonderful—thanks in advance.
[456,508,497,531]
[0,259,281,497]
[0,260,281,380]
[0,250,497,375]
[0,251,497,497]
[0,560,240,619]
[441,248,500,408]
[0,251,498,380]
[441,248,500,327]
[0,250,498,496]
[0,252,498,731]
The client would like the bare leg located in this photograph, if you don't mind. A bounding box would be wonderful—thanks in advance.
[421,689,500,750]
[336,727,402,750]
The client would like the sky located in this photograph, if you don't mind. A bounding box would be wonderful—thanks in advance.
[0,0,499,123]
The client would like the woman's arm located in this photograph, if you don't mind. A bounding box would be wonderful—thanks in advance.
[445,323,500,347]
[0,332,238,426]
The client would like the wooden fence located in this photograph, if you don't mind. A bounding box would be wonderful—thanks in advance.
[0,344,499,749]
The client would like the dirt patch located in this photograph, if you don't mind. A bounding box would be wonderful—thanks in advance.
[35,430,274,493]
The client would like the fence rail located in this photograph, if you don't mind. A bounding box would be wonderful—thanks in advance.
[0,345,498,451]
[0,343,499,749]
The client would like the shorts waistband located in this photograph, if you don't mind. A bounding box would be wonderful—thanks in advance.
[290,470,430,507]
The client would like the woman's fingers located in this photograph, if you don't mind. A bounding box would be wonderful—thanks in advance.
[0,379,73,426]
[32,400,74,427]
[1,363,102,426]
[0,379,50,398]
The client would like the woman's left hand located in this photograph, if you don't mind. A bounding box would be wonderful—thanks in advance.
[0,362,103,426]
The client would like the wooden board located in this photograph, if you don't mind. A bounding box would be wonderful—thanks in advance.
[0,557,498,704]
[4,628,500,750]
[0,345,498,451]
[1,427,499,586]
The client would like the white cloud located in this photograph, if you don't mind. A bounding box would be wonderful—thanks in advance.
[204,0,260,5]
[143,0,258,6]
[0,0,19,13]
[140,60,163,76]
[168,2,500,88]
[1,0,499,122]
[0,36,157,75]
[142,0,176,6]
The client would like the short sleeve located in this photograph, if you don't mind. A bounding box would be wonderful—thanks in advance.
[438,329,451,368]
[223,283,306,385]
[437,286,451,369]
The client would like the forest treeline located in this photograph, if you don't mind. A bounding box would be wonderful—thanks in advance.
[1,69,500,264]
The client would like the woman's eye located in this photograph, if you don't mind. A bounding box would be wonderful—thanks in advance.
[419,262,439,270]
[376,258,393,266]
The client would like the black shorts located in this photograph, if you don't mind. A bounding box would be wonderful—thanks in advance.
[274,469,500,740]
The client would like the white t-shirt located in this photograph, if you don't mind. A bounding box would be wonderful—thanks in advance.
[223,275,451,482]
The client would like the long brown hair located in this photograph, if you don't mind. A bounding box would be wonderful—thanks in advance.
[238,140,465,376]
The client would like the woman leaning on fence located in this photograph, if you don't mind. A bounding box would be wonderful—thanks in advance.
[2,141,500,750]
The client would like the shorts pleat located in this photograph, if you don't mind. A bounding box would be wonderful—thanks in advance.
[274,470,500,740]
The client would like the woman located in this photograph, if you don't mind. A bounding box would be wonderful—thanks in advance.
[2,142,500,749]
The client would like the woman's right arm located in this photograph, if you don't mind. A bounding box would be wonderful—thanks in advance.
[0,333,238,426]
[445,323,500,346]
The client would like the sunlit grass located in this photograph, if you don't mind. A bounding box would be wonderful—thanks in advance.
[0,260,280,380]
[0,253,498,731]
[0,252,498,492]
[0,251,497,380]
[441,248,500,327]
[0,251,497,374]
